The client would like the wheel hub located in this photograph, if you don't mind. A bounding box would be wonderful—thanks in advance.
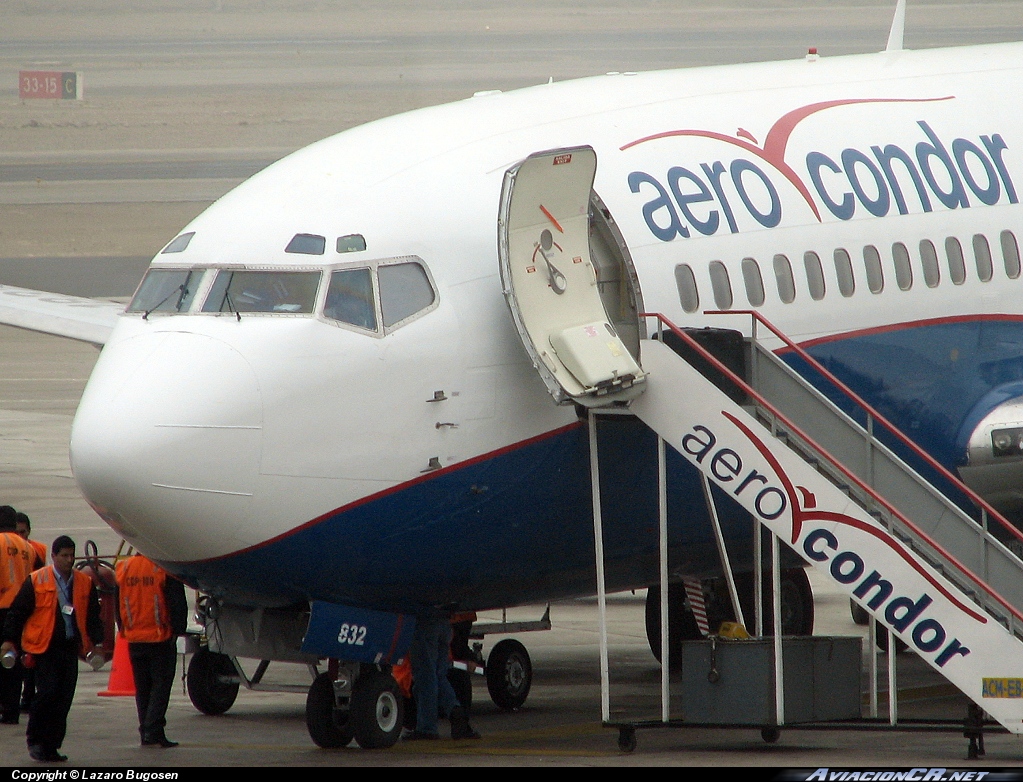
[375,692,398,733]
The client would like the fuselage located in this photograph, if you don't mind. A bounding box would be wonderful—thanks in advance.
[70,42,1023,611]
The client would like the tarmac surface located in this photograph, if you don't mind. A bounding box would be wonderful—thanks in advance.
[0,578,1021,767]
[2,0,1023,769]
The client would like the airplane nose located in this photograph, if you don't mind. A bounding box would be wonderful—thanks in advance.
[70,330,263,561]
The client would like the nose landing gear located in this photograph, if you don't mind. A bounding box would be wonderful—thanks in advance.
[306,664,404,750]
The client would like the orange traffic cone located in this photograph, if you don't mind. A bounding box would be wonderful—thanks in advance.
[98,633,135,697]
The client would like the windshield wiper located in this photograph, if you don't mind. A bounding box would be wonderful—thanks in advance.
[224,290,241,321]
[143,284,185,320]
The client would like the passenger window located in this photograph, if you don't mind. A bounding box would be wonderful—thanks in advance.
[919,240,940,288]
[833,248,855,297]
[128,268,206,314]
[202,270,320,314]
[804,251,825,300]
[1002,230,1021,279]
[708,261,733,309]
[741,257,765,307]
[945,237,966,285]
[773,254,795,303]
[378,261,436,328]
[863,245,884,293]
[892,242,913,290]
[674,264,700,313]
[974,234,993,282]
[324,268,377,330]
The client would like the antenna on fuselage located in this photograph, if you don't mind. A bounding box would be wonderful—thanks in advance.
[885,0,907,52]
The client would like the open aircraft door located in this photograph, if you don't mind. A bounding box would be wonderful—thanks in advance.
[499,146,646,407]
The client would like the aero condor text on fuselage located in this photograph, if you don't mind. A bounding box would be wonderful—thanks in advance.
[623,99,1018,241]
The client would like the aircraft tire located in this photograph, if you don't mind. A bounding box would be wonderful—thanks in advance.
[186,648,239,716]
[851,597,907,651]
[306,672,355,748]
[485,639,532,710]
[734,567,815,637]
[874,624,909,654]
[776,567,815,636]
[350,669,404,749]
[850,598,870,626]
[644,582,701,669]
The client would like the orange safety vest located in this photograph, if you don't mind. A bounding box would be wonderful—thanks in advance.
[21,566,94,655]
[28,539,47,568]
[115,555,171,643]
[393,656,413,699]
[0,532,35,610]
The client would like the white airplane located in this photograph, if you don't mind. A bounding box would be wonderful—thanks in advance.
[5,1,1023,750]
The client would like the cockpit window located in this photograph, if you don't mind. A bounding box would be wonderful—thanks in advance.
[337,234,367,254]
[324,268,377,330]
[285,234,326,255]
[127,268,205,314]
[201,270,320,314]
[378,262,436,327]
[322,257,437,334]
[160,232,195,254]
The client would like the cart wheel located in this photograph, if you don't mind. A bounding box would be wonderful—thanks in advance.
[486,639,532,710]
[618,726,637,753]
[761,727,780,744]
[186,648,239,715]
[306,672,354,748]
[351,669,403,749]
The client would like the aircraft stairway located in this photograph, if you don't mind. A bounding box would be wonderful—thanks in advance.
[628,311,1023,735]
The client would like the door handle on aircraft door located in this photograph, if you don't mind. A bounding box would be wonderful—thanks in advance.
[538,229,567,295]
[435,422,459,429]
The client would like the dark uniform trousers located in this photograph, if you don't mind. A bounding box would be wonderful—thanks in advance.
[0,608,23,722]
[26,634,79,753]
[128,639,177,741]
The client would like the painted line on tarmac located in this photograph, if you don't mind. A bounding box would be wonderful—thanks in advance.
[869,682,962,706]
[392,722,619,756]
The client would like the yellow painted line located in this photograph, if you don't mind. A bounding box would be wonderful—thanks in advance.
[394,744,619,757]
[391,722,616,755]
[166,723,619,756]
[862,683,961,705]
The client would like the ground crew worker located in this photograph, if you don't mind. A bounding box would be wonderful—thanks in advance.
[115,553,187,748]
[1,535,103,763]
[405,610,480,741]
[15,513,46,571]
[14,511,44,713]
[0,510,35,725]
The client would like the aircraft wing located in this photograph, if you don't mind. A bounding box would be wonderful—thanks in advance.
[0,284,123,346]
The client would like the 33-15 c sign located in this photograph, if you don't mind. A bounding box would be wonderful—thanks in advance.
[19,71,82,100]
